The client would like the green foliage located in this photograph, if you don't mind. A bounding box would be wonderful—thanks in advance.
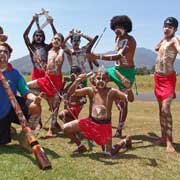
[135,66,155,75]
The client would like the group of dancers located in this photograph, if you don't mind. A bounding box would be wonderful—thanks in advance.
[0,10,180,158]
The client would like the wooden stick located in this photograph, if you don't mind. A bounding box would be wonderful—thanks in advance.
[0,71,52,170]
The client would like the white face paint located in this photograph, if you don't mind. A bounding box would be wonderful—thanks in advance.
[95,73,106,89]
[115,28,125,36]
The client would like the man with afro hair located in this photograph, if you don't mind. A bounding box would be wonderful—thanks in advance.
[87,15,136,137]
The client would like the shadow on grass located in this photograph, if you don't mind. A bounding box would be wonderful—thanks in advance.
[39,132,66,140]
[0,144,36,164]
[132,132,157,143]
[172,143,180,153]
[0,143,61,166]
[70,149,158,167]
[111,132,158,150]
[131,132,180,153]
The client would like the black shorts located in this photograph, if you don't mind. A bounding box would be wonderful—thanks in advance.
[0,96,29,144]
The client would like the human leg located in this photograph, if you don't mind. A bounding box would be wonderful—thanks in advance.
[154,101,166,145]
[102,135,132,157]
[63,120,87,153]
[162,97,175,152]
[114,100,128,137]
[46,94,61,137]
[27,80,43,129]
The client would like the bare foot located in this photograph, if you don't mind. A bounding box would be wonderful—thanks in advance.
[73,144,87,153]
[35,123,42,131]
[110,136,132,157]
[125,135,132,149]
[45,123,62,138]
[154,137,166,145]
[167,142,176,153]
[45,128,57,139]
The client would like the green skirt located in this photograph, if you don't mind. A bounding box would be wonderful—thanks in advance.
[107,66,135,90]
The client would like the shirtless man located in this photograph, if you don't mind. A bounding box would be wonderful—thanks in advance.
[23,13,57,80]
[64,29,99,87]
[63,68,134,156]
[154,17,180,152]
[87,15,136,137]
[28,33,64,137]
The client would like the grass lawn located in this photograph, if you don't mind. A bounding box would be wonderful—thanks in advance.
[1,75,180,179]
[1,100,180,180]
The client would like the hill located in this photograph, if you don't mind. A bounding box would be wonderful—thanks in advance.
[10,47,180,73]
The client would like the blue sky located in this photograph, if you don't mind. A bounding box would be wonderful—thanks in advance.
[1,0,180,60]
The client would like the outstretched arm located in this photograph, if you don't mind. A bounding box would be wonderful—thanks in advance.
[86,52,121,62]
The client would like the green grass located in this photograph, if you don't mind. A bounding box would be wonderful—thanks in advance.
[135,75,180,92]
[1,100,180,180]
[1,75,180,179]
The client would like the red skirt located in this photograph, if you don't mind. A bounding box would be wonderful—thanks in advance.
[78,117,112,145]
[69,104,82,118]
[31,68,45,80]
[64,104,82,119]
[154,72,176,101]
[37,73,62,96]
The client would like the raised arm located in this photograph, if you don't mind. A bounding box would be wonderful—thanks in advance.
[76,30,93,42]
[48,16,57,35]
[67,73,93,98]
[23,14,38,48]
[64,30,74,45]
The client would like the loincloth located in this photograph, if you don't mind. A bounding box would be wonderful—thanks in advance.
[78,116,112,145]
[154,72,176,101]
[31,68,45,80]
[107,66,135,90]
[37,73,62,96]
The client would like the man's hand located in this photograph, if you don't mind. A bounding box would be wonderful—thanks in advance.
[115,70,131,89]
[75,29,82,35]
[69,29,75,36]
[33,14,39,21]
[47,16,53,24]
[76,74,87,82]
